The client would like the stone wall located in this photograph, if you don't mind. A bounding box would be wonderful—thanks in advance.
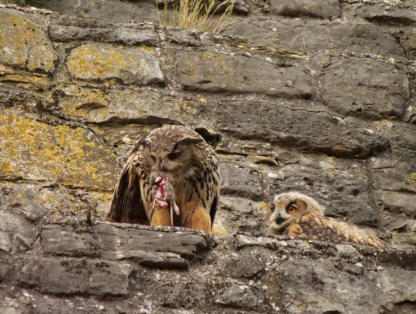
[0,1,416,313]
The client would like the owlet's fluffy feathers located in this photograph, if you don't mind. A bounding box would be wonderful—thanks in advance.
[266,191,385,248]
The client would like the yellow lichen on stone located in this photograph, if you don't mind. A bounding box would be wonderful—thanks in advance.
[139,45,155,53]
[0,114,116,190]
[59,86,109,118]
[66,43,164,84]
[0,11,57,73]
[212,217,228,235]
[409,173,416,190]
[67,44,127,80]
[258,201,269,216]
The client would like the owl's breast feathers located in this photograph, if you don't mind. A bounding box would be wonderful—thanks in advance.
[175,143,220,225]
[286,213,385,248]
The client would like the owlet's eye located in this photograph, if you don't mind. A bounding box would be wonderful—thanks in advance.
[168,151,181,161]
[270,203,276,212]
[286,203,298,214]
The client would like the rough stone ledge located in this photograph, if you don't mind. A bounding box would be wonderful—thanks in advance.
[49,17,160,45]
[357,5,416,25]
[176,50,315,98]
[235,234,416,270]
[41,222,216,262]
[216,99,391,159]
[100,249,188,269]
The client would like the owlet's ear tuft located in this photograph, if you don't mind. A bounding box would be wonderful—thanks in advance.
[294,199,308,211]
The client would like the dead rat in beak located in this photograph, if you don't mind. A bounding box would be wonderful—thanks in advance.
[152,176,180,225]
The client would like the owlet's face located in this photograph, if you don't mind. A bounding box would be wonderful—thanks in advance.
[142,139,198,183]
[267,192,323,234]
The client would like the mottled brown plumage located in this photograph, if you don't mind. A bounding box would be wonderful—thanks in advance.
[107,125,220,232]
[266,192,385,248]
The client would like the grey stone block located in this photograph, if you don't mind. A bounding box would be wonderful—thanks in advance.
[18,257,131,296]
[271,0,340,19]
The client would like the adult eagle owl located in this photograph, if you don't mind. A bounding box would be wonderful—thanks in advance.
[267,191,385,248]
[107,125,220,233]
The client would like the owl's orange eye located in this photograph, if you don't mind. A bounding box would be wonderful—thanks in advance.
[286,203,297,214]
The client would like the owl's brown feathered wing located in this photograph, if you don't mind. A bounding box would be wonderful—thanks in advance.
[286,213,385,248]
[107,143,148,224]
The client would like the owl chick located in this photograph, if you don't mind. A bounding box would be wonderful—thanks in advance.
[267,192,385,248]
[107,125,220,233]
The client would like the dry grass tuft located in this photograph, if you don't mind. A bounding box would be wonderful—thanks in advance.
[157,0,233,34]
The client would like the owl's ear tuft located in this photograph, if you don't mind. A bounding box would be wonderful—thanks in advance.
[176,137,203,147]
[194,127,222,147]
[132,134,151,153]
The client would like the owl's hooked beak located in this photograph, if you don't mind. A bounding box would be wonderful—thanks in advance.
[275,213,285,225]
[268,211,292,234]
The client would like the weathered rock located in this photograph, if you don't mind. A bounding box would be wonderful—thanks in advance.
[0,212,36,253]
[29,0,158,23]
[369,156,416,193]
[54,85,192,125]
[358,5,416,25]
[18,257,131,296]
[270,0,340,19]
[0,10,57,73]
[0,85,45,109]
[388,123,416,158]
[41,227,98,257]
[101,249,188,269]
[265,257,416,313]
[214,283,268,311]
[165,28,202,46]
[368,152,416,247]
[219,195,267,235]
[220,196,259,214]
[319,57,409,119]
[335,244,362,261]
[223,19,404,58]
[0,182,112,223]
[94,223,214,259]
[377,191,416,217]
[235,234,288,250]
[0,114,117,189]
[231,0,250,15]
[220,161,263,200]
[228,256,264,279]
[41,223,200,268]
[176,51,315,98]
[148,281,209,310]
[50,17,159,45]
[66,43,164,85]
[216,99,390,158]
